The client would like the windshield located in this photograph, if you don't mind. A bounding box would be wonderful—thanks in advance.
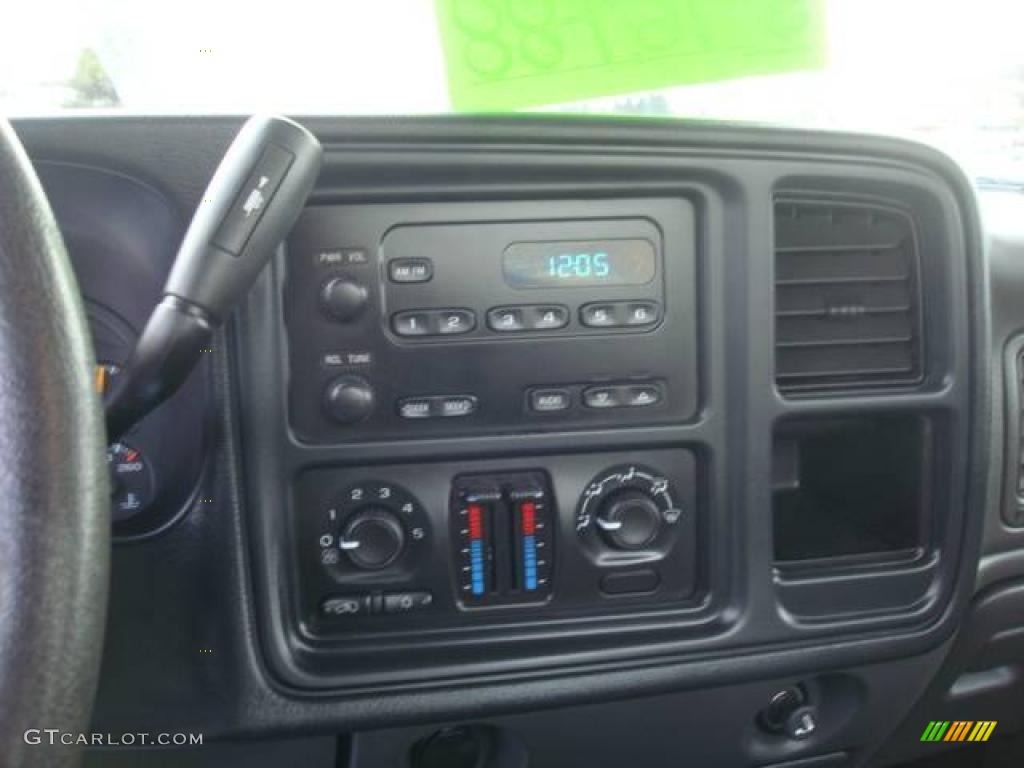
[2,0,1022,182]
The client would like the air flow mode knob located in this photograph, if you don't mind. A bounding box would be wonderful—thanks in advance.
[595,491,663,551]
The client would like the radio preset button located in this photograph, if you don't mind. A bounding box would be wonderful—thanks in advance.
[580,303,619,328]
[529,388,571,412]
[398,398,434,419]
[625,301,660,327]
[435,309,475,335]
[438,395,477,418]
[388,257,433,283]
[530,305,569,330]
[487,307,526,332]
[583,386,621,409]
[392,311,434,336]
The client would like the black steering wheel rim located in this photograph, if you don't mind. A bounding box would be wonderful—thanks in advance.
[0,119,109,767]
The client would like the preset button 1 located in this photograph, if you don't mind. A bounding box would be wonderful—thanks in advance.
[392,311,433,336]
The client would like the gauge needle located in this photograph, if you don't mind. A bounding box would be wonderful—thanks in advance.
[95,364,107,395]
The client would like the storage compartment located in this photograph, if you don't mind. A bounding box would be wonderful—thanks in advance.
[773,415,932,566]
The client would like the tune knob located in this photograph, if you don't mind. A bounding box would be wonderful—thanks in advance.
[319,276,369,321]
[323,375,375,425]
[595,491,662,550]
[340,508,406,570]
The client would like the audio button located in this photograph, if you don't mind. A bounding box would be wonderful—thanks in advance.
[529,388,571,412]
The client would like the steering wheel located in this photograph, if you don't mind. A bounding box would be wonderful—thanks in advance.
[0,120,110,765]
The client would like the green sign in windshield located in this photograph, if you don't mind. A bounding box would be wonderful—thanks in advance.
[435,0,826,111]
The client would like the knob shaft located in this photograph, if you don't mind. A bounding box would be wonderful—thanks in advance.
[596,491,662,551]
[323,376,375,425]
[341,508,405,570]
[320,277,369,322]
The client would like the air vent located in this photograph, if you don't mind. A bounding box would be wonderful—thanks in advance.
[774,198,923,392]
[1007,348,1024,528]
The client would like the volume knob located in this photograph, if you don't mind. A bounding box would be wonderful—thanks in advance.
[320,276,369,322]
[595,491,662,551]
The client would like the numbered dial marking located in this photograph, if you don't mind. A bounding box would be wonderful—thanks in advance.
[318,481,429,573]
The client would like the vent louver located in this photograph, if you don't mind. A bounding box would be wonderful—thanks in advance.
[1008,349,1024,527]
[774,198,923,392]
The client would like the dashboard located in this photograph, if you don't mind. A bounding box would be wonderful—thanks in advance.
[12,115,1024,768]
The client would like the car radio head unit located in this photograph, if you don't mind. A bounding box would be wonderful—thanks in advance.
[284,197,698,443]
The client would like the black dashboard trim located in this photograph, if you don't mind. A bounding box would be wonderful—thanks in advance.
[12,115,991,741]
[226,119,988,703]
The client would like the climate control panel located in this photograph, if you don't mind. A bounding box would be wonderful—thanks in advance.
[576,465,683,559]
[451,471,555,606]
[315,480,430,577]
[293,449,698,638]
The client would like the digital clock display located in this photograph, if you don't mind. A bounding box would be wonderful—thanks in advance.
[502,239,657,289]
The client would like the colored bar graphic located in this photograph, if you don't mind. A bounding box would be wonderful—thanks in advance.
[945,722,973,742]
[969,722,997,742]
[521,501,537,591]
[468,503,485,596]
[921,721,997,742]
[921,721,950,742]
